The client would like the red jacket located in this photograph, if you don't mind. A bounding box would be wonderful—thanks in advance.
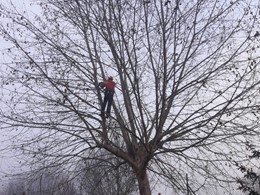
[104,80,116,91]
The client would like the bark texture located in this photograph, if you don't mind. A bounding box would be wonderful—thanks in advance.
[130,143,152,195]
[135,168,151,195]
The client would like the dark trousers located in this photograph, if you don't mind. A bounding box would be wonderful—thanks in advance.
[101,90,114,115]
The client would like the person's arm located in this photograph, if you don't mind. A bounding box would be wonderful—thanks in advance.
[98,82,105,89]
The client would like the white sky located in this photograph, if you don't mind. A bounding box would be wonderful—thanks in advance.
[0,0,40,186]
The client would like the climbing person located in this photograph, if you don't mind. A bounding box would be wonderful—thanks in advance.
[99,76,116,117]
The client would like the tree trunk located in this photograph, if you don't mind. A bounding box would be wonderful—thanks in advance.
[135,168,151,195]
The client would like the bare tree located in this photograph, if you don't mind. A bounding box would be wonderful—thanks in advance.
[76,148,138,195]
[1,0,260,194]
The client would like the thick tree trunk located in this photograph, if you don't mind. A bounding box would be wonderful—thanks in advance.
[134,168,151,195]
[128,142,152,195]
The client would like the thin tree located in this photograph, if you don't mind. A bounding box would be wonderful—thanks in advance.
[1,0,260,194]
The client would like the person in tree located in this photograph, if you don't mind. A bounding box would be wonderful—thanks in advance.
[99,76,116,117]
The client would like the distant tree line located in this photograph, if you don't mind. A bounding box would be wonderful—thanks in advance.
[1,171,79,195]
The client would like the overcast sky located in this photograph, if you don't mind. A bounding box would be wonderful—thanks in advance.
[0,0,37,183]
[0,1,251,194]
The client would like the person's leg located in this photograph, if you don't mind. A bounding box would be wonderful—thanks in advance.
[106,93,114,116]
[101,93,109,115]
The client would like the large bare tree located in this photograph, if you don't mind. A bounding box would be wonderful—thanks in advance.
[1,0,260,194]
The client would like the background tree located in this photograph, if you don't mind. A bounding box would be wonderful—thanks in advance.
[76,148,138,195]
[0,170,79,195]
[1,0,260,194]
